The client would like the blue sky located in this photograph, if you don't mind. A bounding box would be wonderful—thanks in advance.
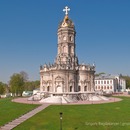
[0,0,130,83]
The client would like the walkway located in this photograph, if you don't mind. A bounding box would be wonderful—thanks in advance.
[12,97,122,105]
[0,103,50,130]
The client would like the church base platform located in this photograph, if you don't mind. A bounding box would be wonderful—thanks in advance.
[28,91,110,104]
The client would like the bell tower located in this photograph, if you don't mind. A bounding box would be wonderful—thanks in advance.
[56,6,78,69]
[40,6,95,97]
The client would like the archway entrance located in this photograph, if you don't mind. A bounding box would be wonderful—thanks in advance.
[56,85,62,93]
[70,86,72,92]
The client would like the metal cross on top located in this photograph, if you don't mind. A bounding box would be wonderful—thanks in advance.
[63,6,70,15]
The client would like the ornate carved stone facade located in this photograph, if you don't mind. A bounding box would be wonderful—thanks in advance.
[40,7,95,93]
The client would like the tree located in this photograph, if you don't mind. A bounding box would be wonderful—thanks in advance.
[33,80,40,88]
[24,80,40,91]
[20,71,28,82]
[95,72,106,77]
[0,82,5,95]
[9,73,24,96]
[121,75,130,89]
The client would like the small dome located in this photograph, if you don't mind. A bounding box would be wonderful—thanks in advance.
[58,15,74,28]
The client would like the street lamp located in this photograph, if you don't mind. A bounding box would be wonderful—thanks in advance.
[59,112,63,130]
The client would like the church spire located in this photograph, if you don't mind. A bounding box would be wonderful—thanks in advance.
[55,6,78,68]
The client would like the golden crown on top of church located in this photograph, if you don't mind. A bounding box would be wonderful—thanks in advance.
[58,6,75,28]
[62,15,74,27]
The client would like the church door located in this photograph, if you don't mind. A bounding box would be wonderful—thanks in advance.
[57,85,62,93]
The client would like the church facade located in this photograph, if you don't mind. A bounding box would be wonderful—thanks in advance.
[40,6,95,94]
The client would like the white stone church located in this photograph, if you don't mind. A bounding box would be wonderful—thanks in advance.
[39,6,95,94]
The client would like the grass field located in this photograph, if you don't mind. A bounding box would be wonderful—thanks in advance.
[0,98,39,126]
[13,96,130,130]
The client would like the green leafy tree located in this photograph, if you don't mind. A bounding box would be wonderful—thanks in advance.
[121,75,130,89]
[24,80,40,91]
[95,72,106,77]
[20,71,28,82]
[9,73,24,96]
[0,82,5,95]
[33,80,40,88]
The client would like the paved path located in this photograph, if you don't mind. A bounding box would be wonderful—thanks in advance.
[12,97,122,105]
[0,104,50,130]
[12,98,43,104]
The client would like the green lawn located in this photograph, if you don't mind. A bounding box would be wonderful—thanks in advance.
[0,98,39,126]
[13,96,130,130]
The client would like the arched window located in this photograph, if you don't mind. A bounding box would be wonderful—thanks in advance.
[69,46,71,54]
[84,86,87,91]
[70,86,72,92]
[69,36,71,41]
[70,36,73,41]
[63,36,66,41]
[78,86,81,91]
[69,35,73,42]
[47,86,50,92]
[63,46,66,53]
